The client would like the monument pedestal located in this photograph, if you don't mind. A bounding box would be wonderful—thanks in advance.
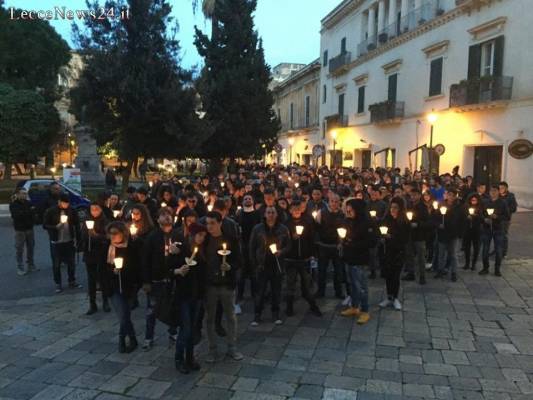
[74,124,104,186]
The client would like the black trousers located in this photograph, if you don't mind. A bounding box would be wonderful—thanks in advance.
[286,260,316,306]
[51,241,76,286]
[384,255,403,299]
[463,229,481,268]
[254,268,282,316]
[86,263,107,304]
[237,245,257,302]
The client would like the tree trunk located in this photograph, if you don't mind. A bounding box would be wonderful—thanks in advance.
[30,166,36,179]
[14,163,23,175]
[207,158,223,176]
[4,163,12,180]
[121,158,134,195]
[132,158,139,178]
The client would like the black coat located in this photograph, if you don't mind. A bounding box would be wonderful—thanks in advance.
[9,199,34,231]
[249,222,291,273]
[285,214,316,260]
[482,198,510,233]
[342,216,376,266]
[382,214,410,263]
[174,242,205,301]
[43,206,80,243]
[408,200,431,242]
[102,240,143,298]
[434,200,467,243]
[142,228,182,284]
[82,214,109,265]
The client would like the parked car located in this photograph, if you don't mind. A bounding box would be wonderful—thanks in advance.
[15,179,91,222]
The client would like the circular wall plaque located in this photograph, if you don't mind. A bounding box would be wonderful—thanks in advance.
[434,144,446,156]
[508,139,533,159]
[312,145,325,158]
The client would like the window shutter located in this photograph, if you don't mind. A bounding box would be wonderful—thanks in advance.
[467,44,482,79]
[388,74,397,102]
[323,50,328,66]
[429,58,443,96]
[493,36,504,77]
[338,94,345,117]
[358,86,365,114]
[341,38,346,54]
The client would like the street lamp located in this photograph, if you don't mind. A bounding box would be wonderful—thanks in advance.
[427,111,438,176]
[331,130,338,168]
[288,137,295,165]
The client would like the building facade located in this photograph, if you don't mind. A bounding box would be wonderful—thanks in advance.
[315,0,533,206]
[272,60,322,166]
[270,62,307,89]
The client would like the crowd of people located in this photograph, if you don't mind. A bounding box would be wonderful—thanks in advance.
[9,163,518,374]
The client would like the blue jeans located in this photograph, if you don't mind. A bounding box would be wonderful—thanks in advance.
[318,246,345,296]
[110,293,136,337]
[482,230,504,270]
[145,282,177,341]
[438,238,459,276]
[348,265,369,313]
[175,299,199,361]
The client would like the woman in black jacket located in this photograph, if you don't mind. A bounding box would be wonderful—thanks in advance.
[173,223,207,374]
[379,197,410,311]
[103,221,143,353]
[83,203,110,315]
[463,193,484,271]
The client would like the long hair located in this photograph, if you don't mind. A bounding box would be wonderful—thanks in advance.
[130,204,154,235]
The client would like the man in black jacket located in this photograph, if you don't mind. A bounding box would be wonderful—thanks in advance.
[498,181,517,258]
[405,188,431,284]
[10,189,36,275]
[285,200,321,317]
[480,185,510,276]
[43,193,82,293]
[141,212,181,350]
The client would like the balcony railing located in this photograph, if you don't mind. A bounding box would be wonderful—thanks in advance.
[449,76,513,108]
[325,113,349,128]
[358,0,445,57]
[368,101,405,123]
[329,52,351,75]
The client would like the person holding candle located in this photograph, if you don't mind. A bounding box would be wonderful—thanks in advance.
[404,188,431,285]
[127,204,154,242]
[340,199,376,324]
[367,186,387,280]
[498,181,517,258]
[433,188,466,282]
[82,202,110,315]
[203,211,243,362]
[315,193,346,299]
[284,200,322,318]
[9,188,36,276]
[136,187,158,222]
[463,193,484,271]
[173,223,207,374]
[141,212,181,351]
[249,206,291,326]
[479,185,510,276]
[379,197,410,311]
[43,193,82,293]
[103,221,143,353]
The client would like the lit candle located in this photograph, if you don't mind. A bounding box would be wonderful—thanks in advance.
[269,243,278,254]
[149,181,153,188]
[114,257,124,270]
[369,210,377,218]
[294,182,299,188]
[221,182,225,188]
[406,211,413,221]
[222,243,227,251]
[379,226,389,235]
[85,220,95,230]
[487,208,495,216]
[337,227,347,240]
[174,215,178,223]
[432,201,439,210]
[237,206,242,211]
[202,191,208,198]
[468,207,475,216]
[60,215,68,224]
[440,206,447,216]
[129,224,138,236]
[161,202,167,208]
[113,210,120,218]
[295,225,304,236]
[207,204,213,212]
[312,210,318,220]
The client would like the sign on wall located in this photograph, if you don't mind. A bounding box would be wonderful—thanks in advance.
[63,168,82,192]
[508,139,533,160]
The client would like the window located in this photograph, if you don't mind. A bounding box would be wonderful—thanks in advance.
[289,103,294,129]
[323,50,328,67]
[338,93,345,117]
[481,40,495,77]
[468,36,504,79]
[388,73,398,102]
[323,84,327,103]
[305,96,310,127]
[429,57,443,96]
[341,37,347,54]
[357,86,366,114]
[277,108,281,120]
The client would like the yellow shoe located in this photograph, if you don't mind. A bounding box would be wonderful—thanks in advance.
[340,307,360,317]
[357,312,370,325]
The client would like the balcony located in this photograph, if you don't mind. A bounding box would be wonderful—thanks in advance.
[368,101,405,124]
[325,113,349,128]
[358,0,446,57]
[449,76,513,109]
[329,52,351,75]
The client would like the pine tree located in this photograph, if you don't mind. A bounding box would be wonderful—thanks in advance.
[194,0,279,170]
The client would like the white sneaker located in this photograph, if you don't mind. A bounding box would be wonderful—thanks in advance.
[250,320,259,327]
[342,295,352,307]
[379,298,392,308]
[425,263,433,270]
[393,298,402,311]
[234,304,242,315]
[17,267,27,276]
[274,318,283,325]
[142,339,153,351]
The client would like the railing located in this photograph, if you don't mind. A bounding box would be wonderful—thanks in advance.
[325,113,349,128]
[329,52,352,75]
[358,0,445,57]
[368,101,405,123]
[449,76,513,108]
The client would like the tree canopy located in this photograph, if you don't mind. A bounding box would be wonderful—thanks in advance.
[194,0,279,163]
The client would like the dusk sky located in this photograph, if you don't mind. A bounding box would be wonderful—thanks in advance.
[5,0,341,69]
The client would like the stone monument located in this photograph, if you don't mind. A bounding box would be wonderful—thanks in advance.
[74,124,104,185]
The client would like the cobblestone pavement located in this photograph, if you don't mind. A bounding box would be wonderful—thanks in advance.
[0,215,532,400]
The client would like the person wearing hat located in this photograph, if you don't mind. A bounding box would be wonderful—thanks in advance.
[43,193,82,293]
